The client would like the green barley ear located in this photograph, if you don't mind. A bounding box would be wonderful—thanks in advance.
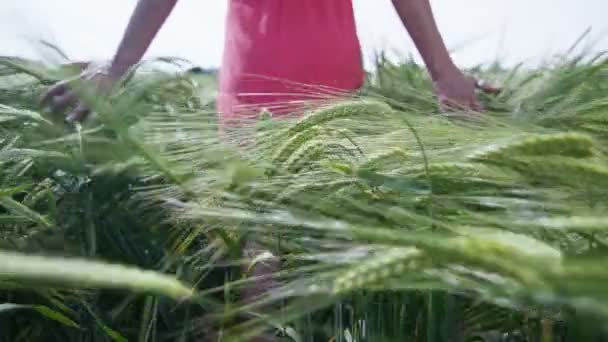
[402,162,504,195]
[358,147,408,171]
[283,140,355,173]
[275,179,357,205]
[286,100,393,137]
[283,140,328,173]
[579,121,608,139]
[469,132,596,164]
[271,126,326,164]
[512,156,608,188]
[223,161,266,190]
[271,126,360,166]
[402,162,480,178]
[333,248,422,294]
[0,249,194,300]
[522,216,608,234]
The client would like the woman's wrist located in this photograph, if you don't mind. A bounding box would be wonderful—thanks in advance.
[107,53,139,79]
[427,59,460,82]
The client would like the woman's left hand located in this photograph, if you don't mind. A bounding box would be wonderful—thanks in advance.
[432,69,500,112]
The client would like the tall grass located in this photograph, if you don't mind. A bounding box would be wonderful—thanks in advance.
[1,43,608,342]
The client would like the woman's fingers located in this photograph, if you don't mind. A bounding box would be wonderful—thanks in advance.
[470,97,485,112]
[439,96,475,112]
[51,90,77,112]
[41,80,69,106]
[41,80,80,115]
[65,103,90,123]
[475,79,502,95]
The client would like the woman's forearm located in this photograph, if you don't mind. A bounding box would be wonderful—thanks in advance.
[108,0,179,78]
[391,0,457,79]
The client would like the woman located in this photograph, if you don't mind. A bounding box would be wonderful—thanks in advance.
[43,0,495,122]
[42,1,497,338]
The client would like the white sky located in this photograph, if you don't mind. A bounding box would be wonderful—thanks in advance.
[1,0,606,69]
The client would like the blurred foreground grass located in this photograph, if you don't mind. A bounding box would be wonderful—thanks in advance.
[1,43,608,341]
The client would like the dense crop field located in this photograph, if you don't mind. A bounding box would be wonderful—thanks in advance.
[1,44,608,341]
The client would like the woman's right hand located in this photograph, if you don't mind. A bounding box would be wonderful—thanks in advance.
[41,64,118,123]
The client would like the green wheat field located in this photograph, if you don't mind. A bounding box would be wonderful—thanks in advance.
[1,39,608,341]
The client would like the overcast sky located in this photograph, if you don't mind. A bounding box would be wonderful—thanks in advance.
[1,0,606,69]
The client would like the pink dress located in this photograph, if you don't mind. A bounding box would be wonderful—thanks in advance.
[217,0,364,127]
